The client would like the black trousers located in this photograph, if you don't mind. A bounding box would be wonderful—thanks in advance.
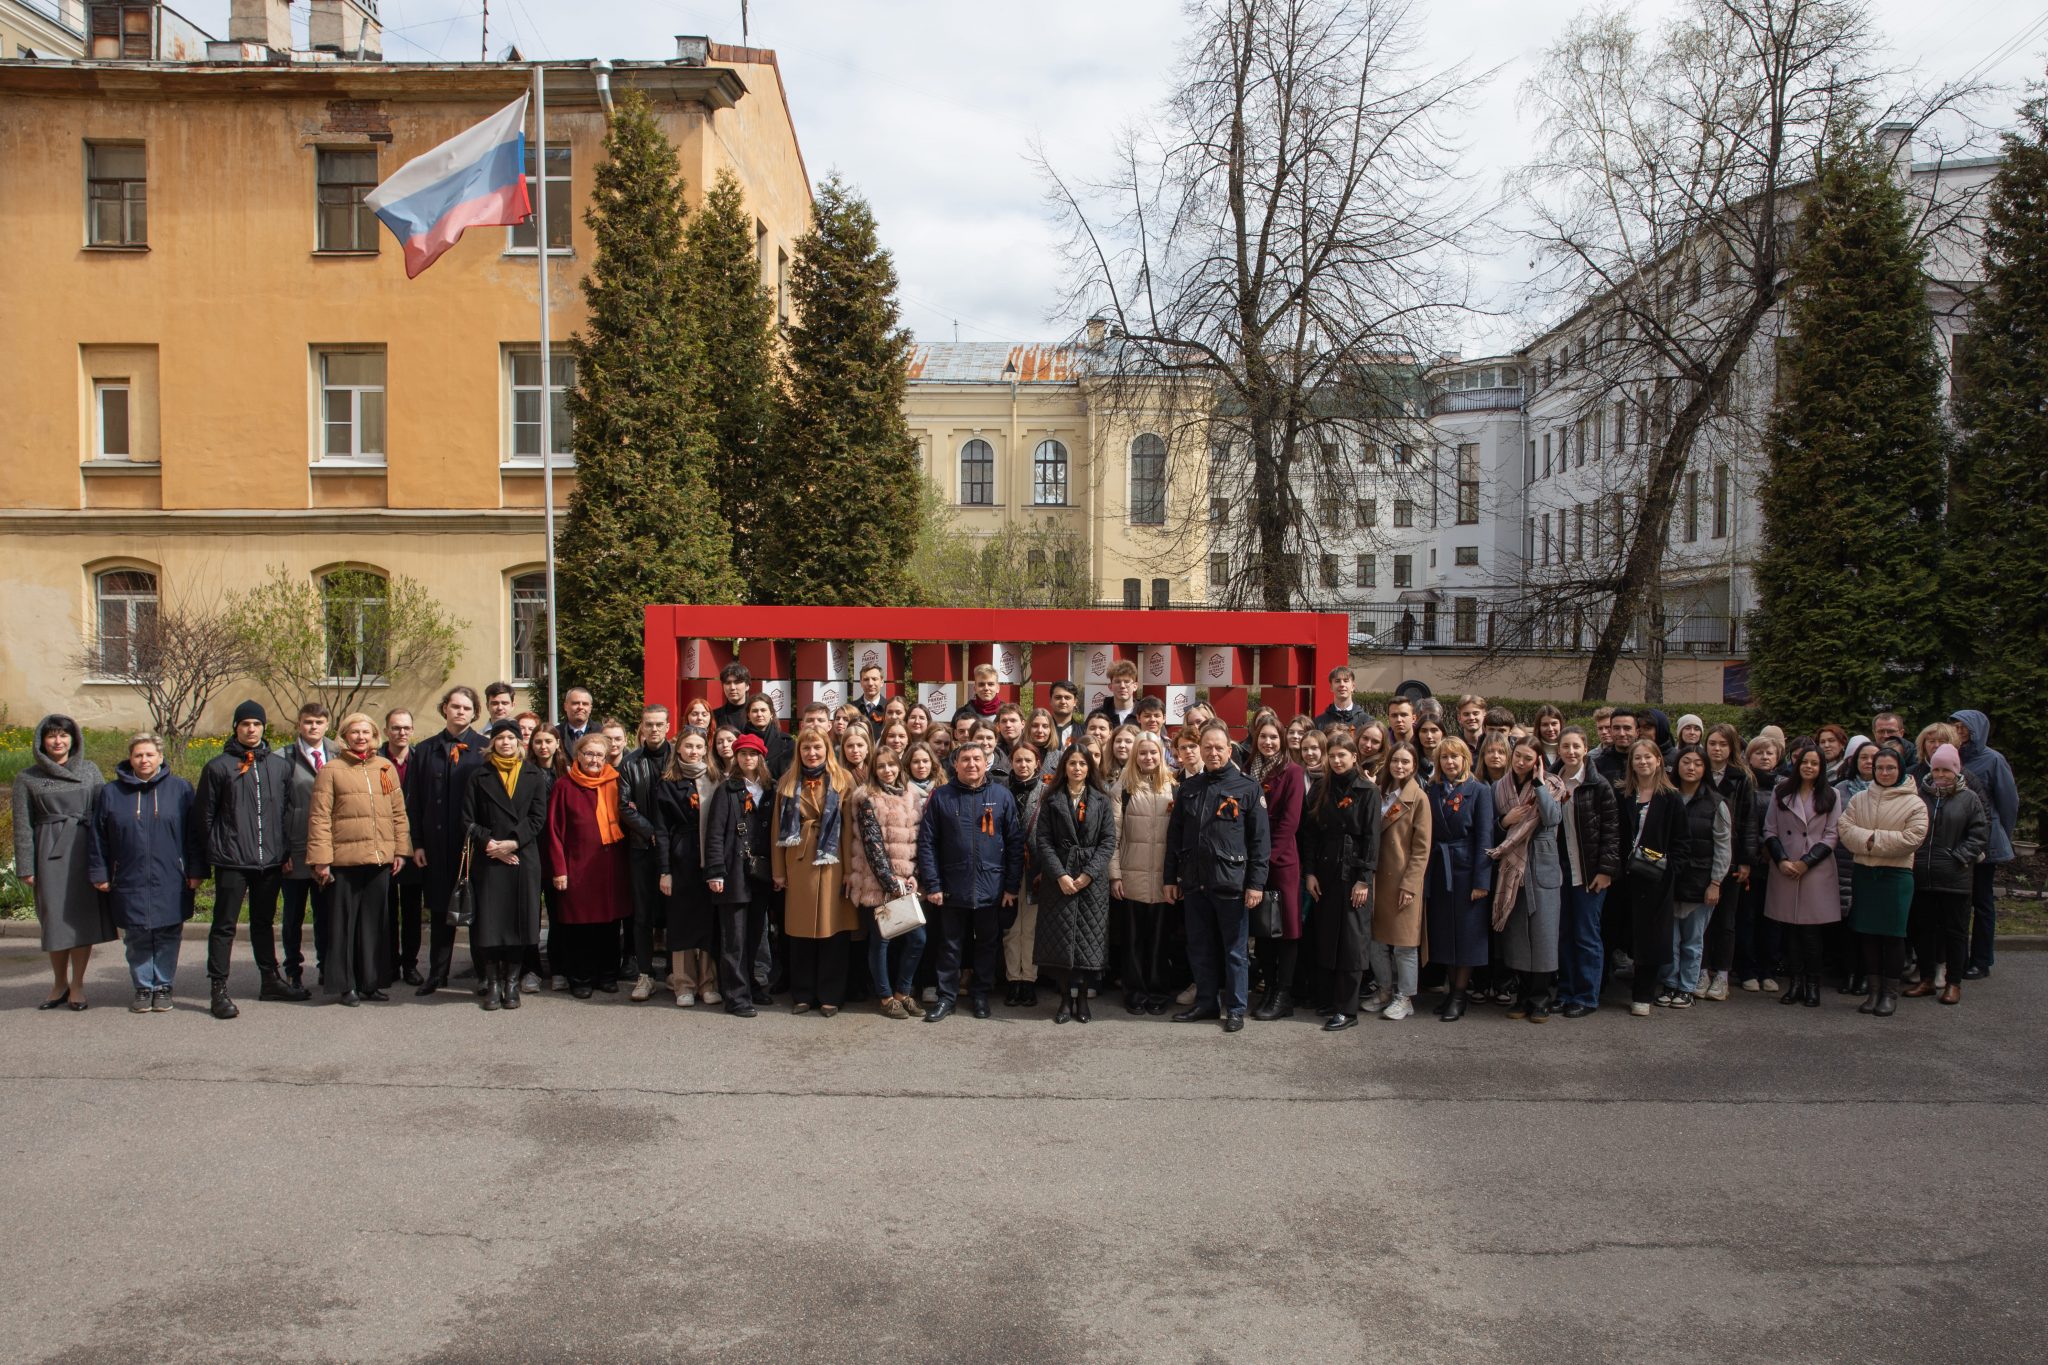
[1627,885,1674,1006]
[206,864,284,984]
[1704,872,1743,975]
[1969,861,1997,970]
[716,888,772,1008]
[1858,932,1905,983]
[322,865,393,996]
[1911,887,1971,986]
[1120,900,1173,1002]
[787,932,852,1007]
[935,902,1000,1006]
[386,877,424,975]
[628,848,663,978]
[553,921,621,987]
[425,888,483,985]
[280,877,328,977]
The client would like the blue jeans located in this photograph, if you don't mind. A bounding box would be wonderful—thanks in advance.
[124,925,182,992]
[867,910,927,999]
[1182,889,1250,1014]
[1665,902,1712,993]
[1557,883,1606,1010]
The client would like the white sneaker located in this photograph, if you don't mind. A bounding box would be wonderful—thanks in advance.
[1760,978,1780,994]
[1629,1002,1651,1017]
[701,988,722,1005]
[1381,995,1413,1021]
[1176,983,1198,1006]
[674,990,696,1008]
[1366,990,1392,1014]
[1740,977,1761,993]
[520,972,541,994]
[550,975,568,992]
[629,974,655,1002]
[1705,972,1729,1002]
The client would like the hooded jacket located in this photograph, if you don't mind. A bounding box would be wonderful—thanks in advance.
[88,760,196,931]
[1950,710,2017,863]
[915,776,1023,908]
[11,715,111,947]
[1914,775,1989,895]
[191,736,292,876]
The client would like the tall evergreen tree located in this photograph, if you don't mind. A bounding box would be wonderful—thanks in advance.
[1749,133,1950,735]
[681,170,778,599]
[556,92,740,715]
[757,176,919,606]
[1951,94,2048,825]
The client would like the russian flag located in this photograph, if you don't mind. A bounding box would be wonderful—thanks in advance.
[366,93,534,278]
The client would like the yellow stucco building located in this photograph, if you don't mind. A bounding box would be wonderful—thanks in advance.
[0,27,812,729]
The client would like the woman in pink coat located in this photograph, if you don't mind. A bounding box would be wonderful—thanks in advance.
[1763,741,1840,1008]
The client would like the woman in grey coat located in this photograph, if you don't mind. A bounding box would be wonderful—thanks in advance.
[1033,744,1118,1024]
[12,715,112,1009]
[1489,736,1565,1022]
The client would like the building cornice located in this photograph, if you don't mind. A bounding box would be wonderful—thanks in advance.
[0,59,747,110]
[0,508,546,534]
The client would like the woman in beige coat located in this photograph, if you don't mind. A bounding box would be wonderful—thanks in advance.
[1110,733,1178,1014]
[1369,742,1433,1020]
[307,712,412,1005]
[772,728,856,1015]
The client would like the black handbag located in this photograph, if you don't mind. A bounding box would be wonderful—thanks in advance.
[443,839,476,928]
[1249,887,1284,939]
[1628,844,1666,886]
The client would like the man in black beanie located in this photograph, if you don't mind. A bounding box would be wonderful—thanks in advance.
[191,699,302,1018]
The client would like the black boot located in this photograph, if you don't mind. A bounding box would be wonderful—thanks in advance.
[1251,982,1280,1020]
[480,968,503,1011]
[501,963,522,1010]
[1803,976,1822,1007]
[1252,987,1294,1021]
[1055,987,1075,1024]
[1779,974,1804,1005]
[209,981,239,1020]
[1842,971,1867,997]
[1075,986,1091,1023]
[1858,981,1880,1014]
[1438,989,1468,1023]
[259,970,310,1003]
[1872,979,1897,1017]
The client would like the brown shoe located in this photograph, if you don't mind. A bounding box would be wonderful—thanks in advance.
[898,992,926,1018]
[1902,980,1938,998]
[879,996,908,1019]
[1939,983,1961,1006]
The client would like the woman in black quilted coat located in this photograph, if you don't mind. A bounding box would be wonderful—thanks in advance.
[1033,745,1118,1024]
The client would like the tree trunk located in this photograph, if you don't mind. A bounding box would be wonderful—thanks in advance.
[1644,574,1666,704]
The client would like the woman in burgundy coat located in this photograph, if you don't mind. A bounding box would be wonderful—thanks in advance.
[1247,715,1305,1020]
[546,732,631,998]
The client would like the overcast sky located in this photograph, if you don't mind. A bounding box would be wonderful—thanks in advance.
[192,0,2045,353]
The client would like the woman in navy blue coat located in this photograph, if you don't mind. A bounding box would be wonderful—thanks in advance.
[1424,737,1494,1022]
[88,734,197,1013]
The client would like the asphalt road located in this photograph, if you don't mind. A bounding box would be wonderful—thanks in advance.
[1,941,2043,1364]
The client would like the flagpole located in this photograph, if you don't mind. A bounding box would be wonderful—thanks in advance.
[533,62,560,727]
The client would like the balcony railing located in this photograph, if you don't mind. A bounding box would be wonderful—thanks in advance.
[1429,387,1524,415]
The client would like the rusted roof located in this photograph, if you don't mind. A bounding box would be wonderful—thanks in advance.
[907,342,1080,385]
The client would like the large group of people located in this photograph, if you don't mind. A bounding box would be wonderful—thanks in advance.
[12,658,2022,1032]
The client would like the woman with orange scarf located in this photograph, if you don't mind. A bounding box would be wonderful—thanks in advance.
[546,732,632,998]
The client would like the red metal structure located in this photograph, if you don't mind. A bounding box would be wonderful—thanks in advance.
[642,605,1352,733]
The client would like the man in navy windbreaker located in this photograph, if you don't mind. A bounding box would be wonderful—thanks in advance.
[915,741,1022,1022]
[1165,721,1271,1032]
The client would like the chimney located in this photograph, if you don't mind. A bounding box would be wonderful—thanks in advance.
[1875,122,1914,175]
[309,0,381,59]
[1085,317,1106,348]
[228,0,290,47]
[674,34,710,65]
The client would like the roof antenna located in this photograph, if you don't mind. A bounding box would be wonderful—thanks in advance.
[953,320,959,343]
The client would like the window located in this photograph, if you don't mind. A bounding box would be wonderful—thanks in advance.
[1355,554,1375,589]
[1393,554,1413,589]
[1393,499,1414,528]
[94,568,156,677]
[1362,442,1381,466]
[1560,426,1570,469]
[510,144,572,251]
[1454,596,1478,644]
[1713,464,1730,538]
[1541,513,1552,565]
[1542,433,1552,479]
[322,569,389,683]
[90,3,154,57]
[1032,438,1069,506]
[1574,504,1585,560]
[1455,545,1478,567]
[95,381,131,459]
[318,350,386,463]
[1393,443,1413,466]
[508,350,574,461]
[1129,433,1166,525]
[1210,497,1229,525]
[1318,495,1343,529]
[776,247,790,327]
[1358,498,1378,529]
[1576,416,1588,468]
[510,572,547,683]
[86,142,146,246]
[1610,493,1625,551]
[959,438,994,505]
[1457,444,1479,523]
[1613,401,1626,454]
[1682,470,1700,543]
[1319,554,1339,590]
[316,149,379,252]
[1525,440,1536,484]
[1422,601,1439,642]
[1209,553,1230,588]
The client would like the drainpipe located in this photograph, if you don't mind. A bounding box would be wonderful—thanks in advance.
[590,59,614,114]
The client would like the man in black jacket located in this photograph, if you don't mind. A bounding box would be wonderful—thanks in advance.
[1592,708,1639,786]
[618,704,672,999]
[711,664,752,734]
[1165,722,1271,1032]
[557,686,596,753]
[280,702,339,992]
[1088,661,1140,727]
[192,700,299,1018]
[1315,665,1369,731]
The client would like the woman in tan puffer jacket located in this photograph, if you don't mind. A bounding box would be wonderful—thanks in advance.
[307,712,412,1005]
[1110,733,1178,1014]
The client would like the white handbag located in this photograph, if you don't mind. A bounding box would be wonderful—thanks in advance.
[875,891,926,940]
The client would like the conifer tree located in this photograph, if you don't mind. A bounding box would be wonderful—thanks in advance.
[1950,94,2048,824]
[555,91,739,715]
[681,170,779,598]
[1749,133,1950,735]
[757,176,919,606]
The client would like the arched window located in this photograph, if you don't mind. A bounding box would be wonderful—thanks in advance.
[94,568,157,677]
[1129,433,1166,525]
[1032,439,1068,506]
[321,568,389,683]
[510,571,547,683]
[959,438,994,506]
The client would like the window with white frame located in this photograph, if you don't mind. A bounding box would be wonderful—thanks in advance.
[1209,553,1230,588]
[1393,499,1414,528]
[318,349,386,463]
[508,349,575,461]
[1454,596,1478,644]
[1355,553,1375,589]
[1456,444,1479,523]
[1393,554,1413,589]
[94,568,156,676]
[1032,438,1069,506]
[1454,545,1478,567]
[1358,498,1378,529]
[959,438,994,505]
[321,569,389,682]
[1712,464,1730,538]
[510,571,547,683]
[1129,433,1166,525]
[509,144,572,251]
[95,380,132,459]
